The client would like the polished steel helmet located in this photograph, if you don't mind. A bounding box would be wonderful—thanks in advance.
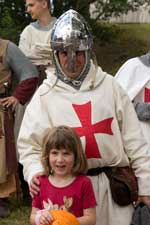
[50,9,93,87]
[51,9,93,53]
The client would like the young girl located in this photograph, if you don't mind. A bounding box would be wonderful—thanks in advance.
[30,125,96,225]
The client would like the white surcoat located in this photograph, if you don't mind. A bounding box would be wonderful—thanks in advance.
[19,18,56,65]
[115,57,150,149]
[18,62,150,225]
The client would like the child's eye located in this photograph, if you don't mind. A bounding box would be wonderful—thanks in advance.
[64,152,70,155]
[63,151,72,155]
[50,150,58,155]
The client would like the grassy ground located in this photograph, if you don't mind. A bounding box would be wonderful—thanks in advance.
[95,23,150,75]
[0,195,31,225]
[1,23,150,225]
[0,206,30,225]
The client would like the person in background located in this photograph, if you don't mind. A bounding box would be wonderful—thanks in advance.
[18,10,150,225]
[30,125,96,225]
[17,0,56,204]
[0,38,38,218]
[19,0,57,83]
[115,53,150,152]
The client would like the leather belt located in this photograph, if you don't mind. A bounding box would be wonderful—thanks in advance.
[87,167,108,176]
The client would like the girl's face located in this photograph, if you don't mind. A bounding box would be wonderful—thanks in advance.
[49,148,75,178]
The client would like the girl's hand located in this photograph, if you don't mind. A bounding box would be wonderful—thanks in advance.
[39,210,54,225]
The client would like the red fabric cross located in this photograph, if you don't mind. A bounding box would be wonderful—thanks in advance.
[72,102,113,158]
[144,88,150,102]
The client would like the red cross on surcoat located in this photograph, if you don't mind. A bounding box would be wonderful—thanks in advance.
[144,88,150,102]
[72,102,113,159]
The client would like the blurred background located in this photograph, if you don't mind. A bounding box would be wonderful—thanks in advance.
[0,0,150,75]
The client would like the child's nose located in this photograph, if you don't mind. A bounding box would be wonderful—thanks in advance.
[57,154,64,161]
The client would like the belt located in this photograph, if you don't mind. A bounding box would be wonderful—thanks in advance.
[87,167,108,176]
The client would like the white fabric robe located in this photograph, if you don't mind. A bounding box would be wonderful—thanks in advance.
[16,19,56,142]
[19,18,56,66]
[18,62,150,225]
[115,57,150,150]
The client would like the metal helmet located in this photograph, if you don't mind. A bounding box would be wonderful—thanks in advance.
[50,9,93,87]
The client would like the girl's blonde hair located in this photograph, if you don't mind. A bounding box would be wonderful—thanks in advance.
[42,125,88,176]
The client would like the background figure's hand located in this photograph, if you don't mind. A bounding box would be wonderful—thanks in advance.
[30,44,52,59]
[39,209,54,225]
[137,196,150,206]
[29,172,44,198]
[0,96,19,110]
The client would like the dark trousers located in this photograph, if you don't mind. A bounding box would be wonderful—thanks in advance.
[18,163,30,203]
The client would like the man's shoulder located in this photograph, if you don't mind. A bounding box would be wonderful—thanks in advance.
[94,65,114,87]
[115,56,144,79]
[121,57,141,68]
[100,70,115,85]
[21,22,38,34]
[6,41,20,60]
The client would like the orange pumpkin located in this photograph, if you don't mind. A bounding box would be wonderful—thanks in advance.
[40,210,80,225]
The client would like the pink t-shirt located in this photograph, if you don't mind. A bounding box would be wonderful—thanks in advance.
[32,175,96,217]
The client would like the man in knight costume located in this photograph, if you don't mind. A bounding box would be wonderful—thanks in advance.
[0,38,38,217]
[115,53,150,151]
[18,10,150,225]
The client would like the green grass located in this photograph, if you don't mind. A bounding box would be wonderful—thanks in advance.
[1,23,150,225]
[0,206,30,225]
[0,195,31,225]
[95,23,150,75]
